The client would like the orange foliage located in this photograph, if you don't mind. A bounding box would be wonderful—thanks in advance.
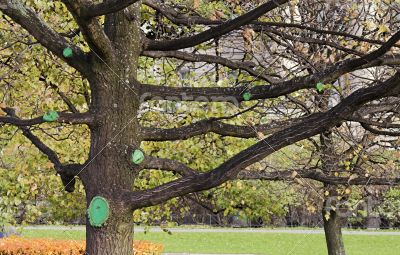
[0,236,163,255]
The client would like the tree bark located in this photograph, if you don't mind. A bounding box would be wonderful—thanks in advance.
[86,209,134,255]
[319,87,347,255]
[80,3,142,254]
[323,200,347,255]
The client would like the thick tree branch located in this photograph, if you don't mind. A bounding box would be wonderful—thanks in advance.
[141,118,291,141]
[0,0,89,74]
[0,108,94,127]
[144,0,289,51]
[80,0,141,18]
[123,72,400,209]
[139,32,400,102]
[141,156,196,177]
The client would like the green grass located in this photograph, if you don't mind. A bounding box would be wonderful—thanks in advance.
[21,229,400,255]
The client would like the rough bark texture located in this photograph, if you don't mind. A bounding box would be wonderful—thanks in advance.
[319,90,347,255]
[81,4,142,254]
[323,201,347,255]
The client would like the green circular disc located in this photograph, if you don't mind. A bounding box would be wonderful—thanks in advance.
[316,82,325,93]
[242,92,252,101]
[131,149,145,165]
[63,47,73,58]
[88,196,110,227]
[43,110,59,122]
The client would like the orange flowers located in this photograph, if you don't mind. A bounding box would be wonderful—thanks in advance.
[0,236,163,255]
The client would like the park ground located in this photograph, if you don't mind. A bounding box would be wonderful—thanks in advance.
[20,226,400,255]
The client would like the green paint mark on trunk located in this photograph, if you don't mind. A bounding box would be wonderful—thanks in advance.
[43,111,59,122]
[131,149,145,165]
[63,47,73,58]
[242,92,252,101]
[88,196,110,227]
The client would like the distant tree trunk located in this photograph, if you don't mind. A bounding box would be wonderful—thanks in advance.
[323,198,346,255]
[320,129,347,255]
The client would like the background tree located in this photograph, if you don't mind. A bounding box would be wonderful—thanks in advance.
[0,0,399,254]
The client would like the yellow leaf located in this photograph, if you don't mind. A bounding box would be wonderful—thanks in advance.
[324,212,331,221]
[378,24,390,34]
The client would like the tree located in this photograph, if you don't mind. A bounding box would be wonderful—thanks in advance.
[0,0,399,254]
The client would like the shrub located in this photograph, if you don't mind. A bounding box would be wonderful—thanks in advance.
[0,236,163,255]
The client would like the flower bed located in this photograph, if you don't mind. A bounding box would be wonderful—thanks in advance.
[0,236,163,255]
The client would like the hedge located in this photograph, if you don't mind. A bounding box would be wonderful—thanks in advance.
[0,236,164,255]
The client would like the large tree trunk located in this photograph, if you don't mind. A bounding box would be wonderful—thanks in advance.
[86,209,134,255]
[80,4,142,255]
[323,200,346,255]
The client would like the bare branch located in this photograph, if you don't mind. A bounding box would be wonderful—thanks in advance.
[238,169,400,185]
[142,50,273,82]
[254,22,400,48]
[0,107,93,126]
[360,123,400,136]
[144,0,289,51]
[349,116,400,129]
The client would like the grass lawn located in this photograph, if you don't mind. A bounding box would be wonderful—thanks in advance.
[21,228,400,255]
